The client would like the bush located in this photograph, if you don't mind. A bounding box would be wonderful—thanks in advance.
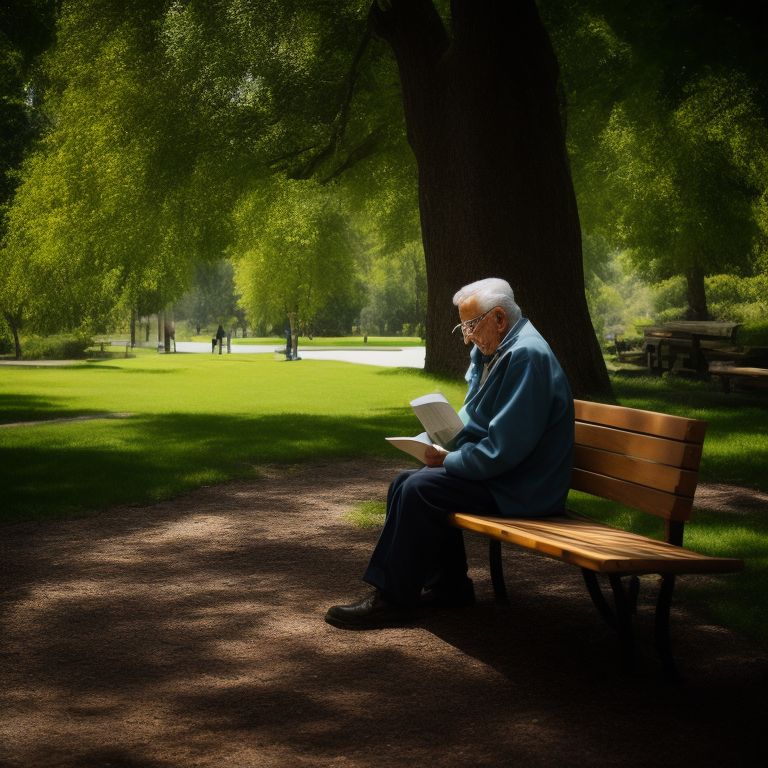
[651,276,687,321]
[739,321,768,347]
[22,335,91,360]
[707,274,768,323]
[648,273,768,325]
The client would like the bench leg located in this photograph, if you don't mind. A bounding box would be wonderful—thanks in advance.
[582,571,640,671]
[488,540,509,604]
[581,570,616,628]
[654,574,679,681]
[585,571,678,679]
[582,571,639,627]
[609,575,636,672]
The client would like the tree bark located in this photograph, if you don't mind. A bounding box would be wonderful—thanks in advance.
[288,311,299,360]
[371,0,611,398]
[3,311,22,360]
[684,265,708,320]
[163,309,174,353]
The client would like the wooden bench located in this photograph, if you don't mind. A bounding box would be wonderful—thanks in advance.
[449,399,744,677]
[613,338,645,365]
[91,340,130,357]
[708,361,768,393]
[642,321,741,375]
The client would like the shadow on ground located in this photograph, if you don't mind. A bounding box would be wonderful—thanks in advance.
[1,459,766,767]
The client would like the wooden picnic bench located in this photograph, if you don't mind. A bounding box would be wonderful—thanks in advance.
[708,361,768,393]
[449,399,743,678]
[642,321,741,375]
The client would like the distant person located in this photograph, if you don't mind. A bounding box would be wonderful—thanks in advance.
[215,324,226,355]
[325,277,574,629]
[285,326,292,360]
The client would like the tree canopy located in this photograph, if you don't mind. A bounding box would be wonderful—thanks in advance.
[2,0,766,390]
[547,0,768,320]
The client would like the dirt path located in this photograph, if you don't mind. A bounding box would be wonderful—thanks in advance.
[1,459,766,768]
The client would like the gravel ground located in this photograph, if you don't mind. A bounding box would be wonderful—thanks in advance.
[1,459,766,768]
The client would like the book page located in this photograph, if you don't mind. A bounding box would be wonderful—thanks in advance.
[409,393,464,447]
[385,432,433,463]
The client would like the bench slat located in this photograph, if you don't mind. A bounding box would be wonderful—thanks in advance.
[709,364,768,377]
[570,468,694,521]
[450,513,744,575]
[573,445,699,497]
[575,400,706,444]
[575,422,702,470]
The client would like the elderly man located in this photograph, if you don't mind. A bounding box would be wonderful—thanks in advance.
[325,277,574,629]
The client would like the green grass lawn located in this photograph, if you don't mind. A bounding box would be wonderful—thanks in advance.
[0,349,463,521]
[1,351,766,644]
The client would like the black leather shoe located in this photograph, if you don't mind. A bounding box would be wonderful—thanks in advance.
[325,590,420,630]
[420,577,475,609]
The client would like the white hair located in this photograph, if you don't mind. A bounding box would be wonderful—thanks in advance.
[452,277,521,323]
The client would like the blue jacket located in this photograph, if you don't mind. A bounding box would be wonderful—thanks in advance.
[443,317,574,517]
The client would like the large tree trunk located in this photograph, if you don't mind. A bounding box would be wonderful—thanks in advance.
[371,0,611,398]
[684,265,708,320]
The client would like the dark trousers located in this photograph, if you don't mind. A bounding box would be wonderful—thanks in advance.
[363,467,499,605]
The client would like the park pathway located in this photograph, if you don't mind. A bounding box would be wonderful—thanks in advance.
[175,341,427,368]
[0,343,426,369]
[1,459,767,768]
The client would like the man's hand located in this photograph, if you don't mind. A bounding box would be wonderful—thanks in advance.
[424,444,449,468]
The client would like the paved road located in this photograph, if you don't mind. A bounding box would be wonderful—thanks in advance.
[175,341,426,368]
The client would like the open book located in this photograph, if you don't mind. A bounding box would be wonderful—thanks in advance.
[385,393,464,462]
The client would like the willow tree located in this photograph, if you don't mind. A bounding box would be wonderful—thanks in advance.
[232,177,357,359]
[2,1,240,351]
[0,0,56,356]
[596,75,767,320]
[547,0,768,322]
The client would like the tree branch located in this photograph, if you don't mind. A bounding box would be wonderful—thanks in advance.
[320,127,386,183]
[293,18,374,180]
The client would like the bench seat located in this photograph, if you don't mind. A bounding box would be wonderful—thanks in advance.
[709,362,768,392]
[451,512,743,575]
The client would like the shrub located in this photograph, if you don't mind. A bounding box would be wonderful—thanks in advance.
[651,276,687,321]
[22,335,91,360]
[739,321,768,346]
[707,273,768,323]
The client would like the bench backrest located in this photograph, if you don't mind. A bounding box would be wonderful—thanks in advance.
[572,400,707,540]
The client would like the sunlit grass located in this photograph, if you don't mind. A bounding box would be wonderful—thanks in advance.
[1,352,767,644]
[0,349,464,521]
[345,500,387,528]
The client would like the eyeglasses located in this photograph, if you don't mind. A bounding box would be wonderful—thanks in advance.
[452,309,493,339]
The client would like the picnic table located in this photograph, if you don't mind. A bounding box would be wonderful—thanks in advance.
[642,321,741,375]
